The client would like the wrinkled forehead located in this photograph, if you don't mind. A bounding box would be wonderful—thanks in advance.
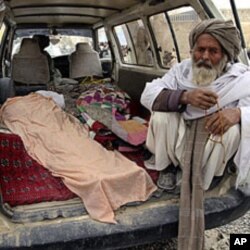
[195,33,223,50]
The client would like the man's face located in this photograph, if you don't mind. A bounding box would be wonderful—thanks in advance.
[192,33,227,86]
[193,33,223,66]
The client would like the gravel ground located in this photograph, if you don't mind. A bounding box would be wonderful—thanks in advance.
[124,210,250,250]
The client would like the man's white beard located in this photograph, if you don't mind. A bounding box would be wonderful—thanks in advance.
[192,55,228,86]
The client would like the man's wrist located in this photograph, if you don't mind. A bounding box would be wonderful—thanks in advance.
[180,91,188,105]
[235,107,241,123]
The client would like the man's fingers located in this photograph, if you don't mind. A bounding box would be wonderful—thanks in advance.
[208,122,220,134]
[204,95,217,105]
[201,99,216,109]
[190,89,218,109]
[203,89,218,99]
[212,124,223,135]
[205,112,230,135]
[205,113,218,127]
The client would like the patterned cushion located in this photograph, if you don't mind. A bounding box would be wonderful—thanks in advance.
[76,84,148,146]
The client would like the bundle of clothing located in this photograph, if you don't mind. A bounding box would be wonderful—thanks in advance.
[76,83,148,146]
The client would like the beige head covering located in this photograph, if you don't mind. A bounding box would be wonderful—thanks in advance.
[189,19,241,61]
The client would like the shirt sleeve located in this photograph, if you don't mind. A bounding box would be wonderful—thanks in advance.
[152,89,187,112]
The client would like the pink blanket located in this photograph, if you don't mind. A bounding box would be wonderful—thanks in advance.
[0,93,156,223]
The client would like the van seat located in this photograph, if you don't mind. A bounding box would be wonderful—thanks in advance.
[12,38,50,92]
[69,42,103,79]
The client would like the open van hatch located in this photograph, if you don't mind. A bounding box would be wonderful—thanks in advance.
[0,0,250,249]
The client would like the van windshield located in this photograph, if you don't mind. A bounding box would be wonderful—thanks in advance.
[12,28,93,58]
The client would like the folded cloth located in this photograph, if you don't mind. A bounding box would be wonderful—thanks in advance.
[36,90,65,109]
[0,93,157,223]
[113,119,148,146]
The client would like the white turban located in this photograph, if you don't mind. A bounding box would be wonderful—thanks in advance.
[189,19,241,61]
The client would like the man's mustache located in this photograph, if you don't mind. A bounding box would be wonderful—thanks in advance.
[196,59,213,69]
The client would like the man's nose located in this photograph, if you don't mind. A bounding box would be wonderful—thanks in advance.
[202,49,209,60]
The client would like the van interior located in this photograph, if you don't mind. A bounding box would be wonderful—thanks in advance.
[0,0,250,249]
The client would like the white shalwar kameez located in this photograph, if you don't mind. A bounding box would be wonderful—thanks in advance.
[141,59,250,192]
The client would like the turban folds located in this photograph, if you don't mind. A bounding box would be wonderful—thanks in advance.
[189,19,241,61]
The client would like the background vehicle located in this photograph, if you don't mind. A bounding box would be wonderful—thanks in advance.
[0,0,249,249]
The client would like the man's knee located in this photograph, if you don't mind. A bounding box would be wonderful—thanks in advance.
[223,124,240,145]
[150,112,180,127]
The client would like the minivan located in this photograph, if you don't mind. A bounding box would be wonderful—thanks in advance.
[0,0,249,249]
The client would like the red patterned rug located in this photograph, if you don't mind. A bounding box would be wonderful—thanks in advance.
[0,133,77,206]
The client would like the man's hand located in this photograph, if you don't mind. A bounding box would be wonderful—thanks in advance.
[205,108,241,135]
[180,89,218,110]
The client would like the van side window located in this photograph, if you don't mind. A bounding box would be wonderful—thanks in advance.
[150,6,200,68]
[231,3,250,59]
[0,22,7,58]
[207,0,250,59]
[97,27,111,59]
[0,22,8,77]
[114,20,153,66]
[0,22,6,46]
[114,24,136,64]
[168,7,201,60]
[149,13,176,68]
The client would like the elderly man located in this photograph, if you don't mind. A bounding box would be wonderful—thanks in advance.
[141,19,250,193]
[141,18,250,250]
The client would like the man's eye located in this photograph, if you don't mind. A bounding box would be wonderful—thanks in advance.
[210,49,218,54]
[198,48,205,53]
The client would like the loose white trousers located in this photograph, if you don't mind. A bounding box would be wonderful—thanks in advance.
[145,112,240,190]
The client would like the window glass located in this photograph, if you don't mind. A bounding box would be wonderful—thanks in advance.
[149,6,200,68]
[0,22,6,45]
[114,20,153,66]
[235,4,250,58]
[97,27,111,59]
[205,0,234,21]
[46,36,92,58]
[127,20,153,66]
[12,28,93,58]
[150,13,177,68]
[114,24,136,64]
[168,6,201,61]
[205,0,250,58]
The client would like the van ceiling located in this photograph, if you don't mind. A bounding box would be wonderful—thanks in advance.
[3,0,147,25]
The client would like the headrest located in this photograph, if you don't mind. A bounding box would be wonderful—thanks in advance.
[18,38,42,57]
[69,42,103,79]
[12,38,50,84]
[76,42,92,52]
